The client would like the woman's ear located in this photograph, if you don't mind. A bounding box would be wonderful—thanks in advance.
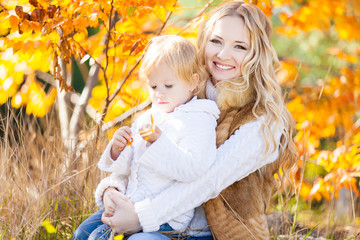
[190,73,199,92]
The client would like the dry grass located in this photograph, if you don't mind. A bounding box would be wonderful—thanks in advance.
[0,105,108,239]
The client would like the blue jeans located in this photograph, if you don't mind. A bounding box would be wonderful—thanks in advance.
[128,223,214,240]
[73,209,111,240]
[73,209,213,240]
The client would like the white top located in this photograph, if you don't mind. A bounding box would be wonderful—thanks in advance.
[133,80,283,236]
[95,96,220,232]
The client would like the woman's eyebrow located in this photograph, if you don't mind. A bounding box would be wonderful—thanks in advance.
[235,40,249,46]
[213,35,249,46]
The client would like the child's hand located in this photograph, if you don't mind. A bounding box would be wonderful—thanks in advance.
[110,126,132,159]
[139,124,162,144]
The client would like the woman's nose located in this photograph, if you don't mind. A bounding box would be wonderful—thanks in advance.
[217,46,231,60]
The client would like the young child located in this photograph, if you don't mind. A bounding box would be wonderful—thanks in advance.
[73,35,220,240]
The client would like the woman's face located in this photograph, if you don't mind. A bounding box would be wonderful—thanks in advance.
[204,16,250,84]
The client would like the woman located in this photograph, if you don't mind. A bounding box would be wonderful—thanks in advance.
[98,1,298,239]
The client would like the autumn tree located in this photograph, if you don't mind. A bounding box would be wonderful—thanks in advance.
[0,0,204,155]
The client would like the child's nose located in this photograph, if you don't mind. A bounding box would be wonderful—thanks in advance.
[155,90,165,97]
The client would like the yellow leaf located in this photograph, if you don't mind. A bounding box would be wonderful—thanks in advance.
[154,5,166,22]
[337,25,350,40]
[114,234,124,240]
[11,93,22,108]
[41,220,57,234]
[0,90,8,104]
[165,1,176,12]
[300,182,311,200]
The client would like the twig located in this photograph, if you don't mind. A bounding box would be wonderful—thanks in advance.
[104,0,115,103]
[102,98,151,131]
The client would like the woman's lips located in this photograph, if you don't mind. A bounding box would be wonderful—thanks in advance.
[214,62,235,71]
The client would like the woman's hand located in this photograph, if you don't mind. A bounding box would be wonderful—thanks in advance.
[103,187,119,217]
[101,190,142,235]
[111,126,132,159]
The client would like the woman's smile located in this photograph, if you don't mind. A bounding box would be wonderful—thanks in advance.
[213,61,235,71]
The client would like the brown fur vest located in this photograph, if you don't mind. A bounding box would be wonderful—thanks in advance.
[201,81,281,240]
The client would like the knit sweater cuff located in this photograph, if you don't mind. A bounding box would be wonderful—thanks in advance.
[97,140,116,171]
[94,176,126,208]
[134,199,160,232]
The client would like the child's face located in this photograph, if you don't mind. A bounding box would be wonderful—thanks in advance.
[147,62,195,113]
[204,16,249,84]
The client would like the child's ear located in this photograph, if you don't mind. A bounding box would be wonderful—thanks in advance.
[190,73,199,92]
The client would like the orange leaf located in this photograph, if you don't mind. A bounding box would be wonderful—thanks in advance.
[9,15,19,31]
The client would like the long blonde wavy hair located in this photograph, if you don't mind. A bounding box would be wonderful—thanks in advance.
[197,1,298,176]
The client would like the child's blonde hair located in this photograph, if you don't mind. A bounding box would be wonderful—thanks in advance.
[140,35,208,93]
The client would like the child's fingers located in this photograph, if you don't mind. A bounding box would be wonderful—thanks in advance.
[122,126,132,136]
[114,128,132,143]
[113,138,127,149]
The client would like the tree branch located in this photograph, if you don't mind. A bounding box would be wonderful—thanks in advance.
[70,6,118,142]
[56,56,71,142]
[35,70,102,124]
[101,98,151,131]
[69,65,101,140]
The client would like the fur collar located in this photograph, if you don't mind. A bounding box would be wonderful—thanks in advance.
[207,78,256,111]
[198,78,256,111]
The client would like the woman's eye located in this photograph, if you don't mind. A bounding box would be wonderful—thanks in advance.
[235,45,246,50]
[210,39,221,44]
[151,86,157,89]
[165,85,173,88]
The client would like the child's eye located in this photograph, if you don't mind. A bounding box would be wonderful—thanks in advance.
[235,45,246,50]
[165,84,173,88]
[210,39,221,44]
[151,85,157,89]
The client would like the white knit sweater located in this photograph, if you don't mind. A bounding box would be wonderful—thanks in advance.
[133,80,283,236]
[95,96,220,232]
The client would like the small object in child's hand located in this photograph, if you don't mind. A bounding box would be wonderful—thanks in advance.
[139,114,155,141]
[127,137,133,146]
[119,138,134,150]
[119,114,154,149]
[118,137,133,150]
